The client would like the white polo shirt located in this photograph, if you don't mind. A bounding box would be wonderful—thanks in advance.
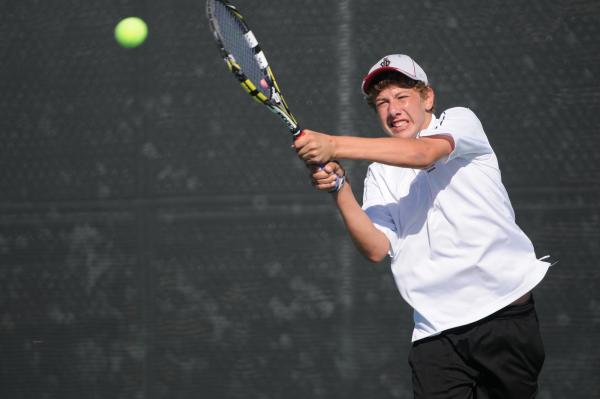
[362,107,550,342]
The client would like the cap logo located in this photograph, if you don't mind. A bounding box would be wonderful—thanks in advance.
[380,57,391,67]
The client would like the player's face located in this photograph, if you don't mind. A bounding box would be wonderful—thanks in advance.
[373,85,434,139]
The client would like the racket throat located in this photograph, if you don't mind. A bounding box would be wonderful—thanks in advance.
[271,91,282,104]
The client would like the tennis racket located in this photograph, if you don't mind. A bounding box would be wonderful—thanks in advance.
[206,0,302,139]
[206,0,345,191]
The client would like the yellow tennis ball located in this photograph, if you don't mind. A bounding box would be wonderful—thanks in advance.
[114,17,148,48]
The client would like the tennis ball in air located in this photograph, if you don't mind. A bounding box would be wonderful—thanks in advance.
[114,17,148,48]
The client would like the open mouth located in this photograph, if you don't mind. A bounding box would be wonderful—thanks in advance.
[390,119,410,132]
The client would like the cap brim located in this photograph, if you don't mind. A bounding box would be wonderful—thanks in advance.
[361,66,404,95]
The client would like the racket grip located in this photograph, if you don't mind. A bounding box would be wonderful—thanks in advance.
[293,128,326,172]
[292,128,304,141]
[294,128,330,165]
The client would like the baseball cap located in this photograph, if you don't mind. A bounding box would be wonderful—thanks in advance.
[361,54,428,95]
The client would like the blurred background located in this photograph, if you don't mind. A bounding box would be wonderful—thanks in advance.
[1,0,598,398]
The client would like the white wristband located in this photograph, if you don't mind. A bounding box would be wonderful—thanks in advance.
[329,172,346,193]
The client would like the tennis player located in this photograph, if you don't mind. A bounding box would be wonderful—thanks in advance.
[294,54,552,398]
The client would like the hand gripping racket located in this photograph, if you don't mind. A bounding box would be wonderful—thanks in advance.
[206,0,302,139]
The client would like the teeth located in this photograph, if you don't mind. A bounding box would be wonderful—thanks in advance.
[392,121,408,128]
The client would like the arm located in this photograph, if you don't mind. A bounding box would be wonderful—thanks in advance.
[295,130,453,169]
[311,163,390,263]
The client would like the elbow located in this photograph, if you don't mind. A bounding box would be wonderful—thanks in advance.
[351,226,390,263]
[362,247,388,263]
[359,231,390,263]
[411,136,454,168]
[411,146,439,169]
[412,155,435,169]
[365,253,386,263]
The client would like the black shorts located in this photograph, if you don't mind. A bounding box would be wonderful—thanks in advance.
[409,296,545,399]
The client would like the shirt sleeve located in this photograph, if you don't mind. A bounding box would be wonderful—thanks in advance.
[419,107,493,162]
[362,164,400,258]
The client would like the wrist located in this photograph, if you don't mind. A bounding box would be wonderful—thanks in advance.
[330,177,350,199]
[330,135,339,159]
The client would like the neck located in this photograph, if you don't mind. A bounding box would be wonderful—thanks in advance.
[421,112,433,130]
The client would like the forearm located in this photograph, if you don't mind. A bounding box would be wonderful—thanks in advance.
[331,181,390,262]
[332,136,438,168]
[295,130,451,168]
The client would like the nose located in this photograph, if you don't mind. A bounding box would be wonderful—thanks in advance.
[388,99,404,116]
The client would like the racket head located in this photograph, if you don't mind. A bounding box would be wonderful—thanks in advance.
[206,0,300,136]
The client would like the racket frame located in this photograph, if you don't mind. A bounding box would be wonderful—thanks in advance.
[206,0,302,138]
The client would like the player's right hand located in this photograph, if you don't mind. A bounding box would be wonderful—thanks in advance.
[309,161,345,192]
[293,129,337,165]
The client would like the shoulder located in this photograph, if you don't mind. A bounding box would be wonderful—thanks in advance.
[435,107,482,128]
[440,107,478,118]
[431,107,486,141]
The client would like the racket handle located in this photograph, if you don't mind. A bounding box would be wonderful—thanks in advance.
[294,129,324,169]
[292,128,304,141]
[293,129,345,192]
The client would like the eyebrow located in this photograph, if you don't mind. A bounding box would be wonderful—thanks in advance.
[376,89,410,100]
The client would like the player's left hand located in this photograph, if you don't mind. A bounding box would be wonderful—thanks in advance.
[309,161,345,192]
[293,129,336,165]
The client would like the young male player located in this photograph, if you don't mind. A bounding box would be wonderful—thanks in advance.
[294,54,551,398]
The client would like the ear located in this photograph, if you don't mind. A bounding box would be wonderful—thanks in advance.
[424,87,435,112]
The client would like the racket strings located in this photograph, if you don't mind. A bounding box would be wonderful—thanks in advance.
[211,1,269,97]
